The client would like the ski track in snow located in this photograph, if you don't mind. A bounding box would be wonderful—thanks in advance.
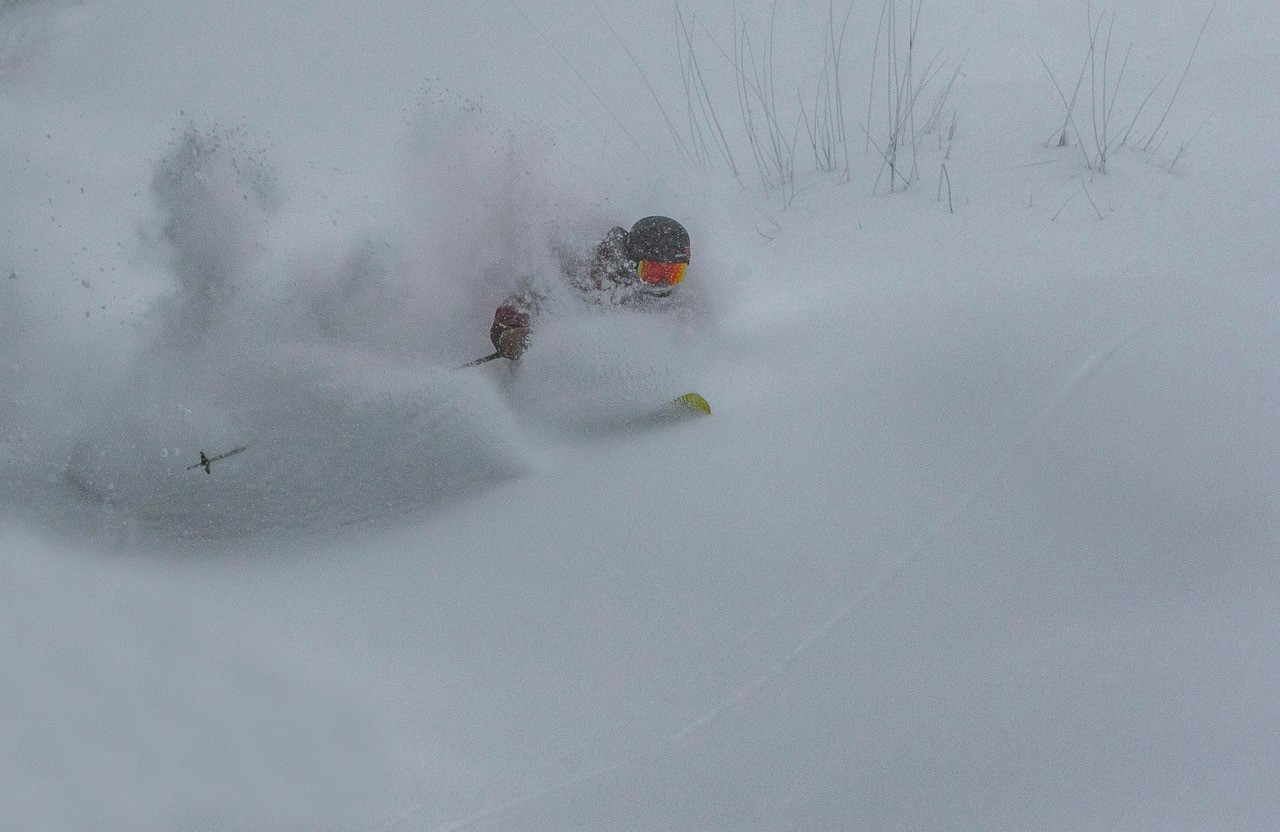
[404,310,1187,832]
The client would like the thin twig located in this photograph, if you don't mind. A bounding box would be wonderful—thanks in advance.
[1080,180,1104,220]
[1051,189,1078,221]
[1040,56,1097,170]
[1118,74,1166,148]
[866,0,888,153]
[592,0,691,163]
[1164,117,1209,172]
[1142,0,1218,151]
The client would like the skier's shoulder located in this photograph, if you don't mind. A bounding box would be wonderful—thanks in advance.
[593,226,631,265]
[601,225,629,246]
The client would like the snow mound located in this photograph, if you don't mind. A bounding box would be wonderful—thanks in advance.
[52,122,535,539]
[63,346,528,538]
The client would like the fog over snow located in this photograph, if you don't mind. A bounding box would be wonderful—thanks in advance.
[2,0,1278,830]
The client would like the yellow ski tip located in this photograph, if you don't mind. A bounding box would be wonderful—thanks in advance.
[674,392,712,415]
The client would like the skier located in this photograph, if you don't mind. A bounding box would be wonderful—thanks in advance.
[488,216,691,361]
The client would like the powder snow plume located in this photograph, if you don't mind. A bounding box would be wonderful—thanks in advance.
[7,103,584,541]
[1,71,737,543]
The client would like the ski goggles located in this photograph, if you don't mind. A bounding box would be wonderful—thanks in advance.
[637,260,688,287]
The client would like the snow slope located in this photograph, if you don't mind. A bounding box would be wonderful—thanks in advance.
[2,0,1278,829]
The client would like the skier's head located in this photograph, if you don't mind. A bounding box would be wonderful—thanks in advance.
[628,216,690,288]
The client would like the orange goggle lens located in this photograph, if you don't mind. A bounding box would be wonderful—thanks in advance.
[637,260,688,286]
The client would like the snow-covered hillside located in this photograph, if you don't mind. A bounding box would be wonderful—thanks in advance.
[3,0,1278,830]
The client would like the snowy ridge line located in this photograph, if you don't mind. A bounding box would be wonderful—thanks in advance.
[422,766,615,832]
[389,582,823,832]
[407,312,1179,832]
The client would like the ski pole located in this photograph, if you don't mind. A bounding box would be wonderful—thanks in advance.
[187,444,250,474]
[456,351,504,369]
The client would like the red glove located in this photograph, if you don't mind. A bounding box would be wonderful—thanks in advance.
[490,304,532,359]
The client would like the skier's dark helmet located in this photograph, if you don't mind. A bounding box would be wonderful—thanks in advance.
[628,216,690,289]
[628,216,690,262]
